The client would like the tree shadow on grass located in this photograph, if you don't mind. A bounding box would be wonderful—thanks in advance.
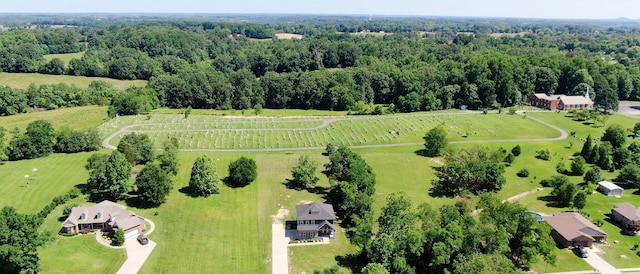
[223,177,249,188]
[124,195,159,209]
[536,195,565,208]
[414,149,429,157]
[336,252,368,273]
[178,185,200,198]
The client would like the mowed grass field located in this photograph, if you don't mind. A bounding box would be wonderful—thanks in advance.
[0,72,147,90]
[0,106,108,137]
[3,106,640,273]
[100,112,560,150]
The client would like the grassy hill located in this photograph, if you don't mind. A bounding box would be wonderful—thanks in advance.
[0,72,146,90]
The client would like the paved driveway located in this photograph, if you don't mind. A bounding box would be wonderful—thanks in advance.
[583,247,621,274]
[116,237,156,274]
[272,224,289,274]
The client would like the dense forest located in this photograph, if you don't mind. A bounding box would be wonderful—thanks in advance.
[2,15,640,115]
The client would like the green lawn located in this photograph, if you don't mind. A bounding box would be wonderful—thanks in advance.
[43,52,85,66]
[39,235,126,274]
[0,72,147,90]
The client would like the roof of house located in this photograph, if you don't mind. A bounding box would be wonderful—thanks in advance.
[532,93,560,101]
[543,212,607,241]
[598,181,624,191]
[613,202,640,222]
[558,95,594,105]
[296,202,335,221]
[62,200,143,231]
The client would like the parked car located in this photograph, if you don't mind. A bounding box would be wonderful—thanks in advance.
[573,245,588,258]
[137,234,149,245]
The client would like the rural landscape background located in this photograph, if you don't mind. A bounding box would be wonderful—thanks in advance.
[1,10,640,274]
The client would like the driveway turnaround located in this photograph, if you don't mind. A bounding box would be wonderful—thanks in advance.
[272,223,289,274]
[116,237,156,274]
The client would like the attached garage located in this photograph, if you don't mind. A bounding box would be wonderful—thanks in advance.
[124,229,140,239]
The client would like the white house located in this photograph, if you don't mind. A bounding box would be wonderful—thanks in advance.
[597,181,624,197]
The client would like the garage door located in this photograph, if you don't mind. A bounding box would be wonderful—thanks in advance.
[124,229,139,239]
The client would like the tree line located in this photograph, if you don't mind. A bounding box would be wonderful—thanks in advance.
[4,20,640,115]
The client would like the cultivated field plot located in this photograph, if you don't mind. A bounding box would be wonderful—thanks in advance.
[99,112,560,150]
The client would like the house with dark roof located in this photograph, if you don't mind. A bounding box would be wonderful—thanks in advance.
[543,212,607,247]
[612,202,640,227]
[296,202,336,240]
[61,200,145,238]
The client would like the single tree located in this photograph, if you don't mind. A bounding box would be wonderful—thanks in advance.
[184,106,192,118]
[573,191,587,210]
[551,177,578,207]
[253,103,263,115]
[570,156,587,176]
[536,148,552,160]
[423,126,448,157]
[584,166,602,184]
[325,143,337,156]
[290,155,319,189]
[432,147,506,196]
[511,144,521,157]
[136,163,173,205]
[228,157,258,187]
[85,151,132,200]
[188,155,220,196]
[580,135,593,159]
[112,228,125,246]
[117,133,154,165]
[601,124,627,148]
[157,141,179,176]
[617,163,640,186]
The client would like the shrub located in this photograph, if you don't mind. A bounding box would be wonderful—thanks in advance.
[504,153,515,165]
[536,148,552,160]
[111,228,125,246]
[517,169,530,178]
[511,145,521,156]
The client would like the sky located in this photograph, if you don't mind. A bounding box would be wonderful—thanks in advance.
[3,0,640,20]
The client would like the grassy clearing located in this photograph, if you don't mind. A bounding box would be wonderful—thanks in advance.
[0,106,108,137]
[43,52,85,66]
[275,33,303,39]
[0,152,96,214]
[0,72,147,90]
[100,112,558,150]
[39,235,126,274]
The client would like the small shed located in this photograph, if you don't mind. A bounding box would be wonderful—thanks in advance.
[598,181,624,197]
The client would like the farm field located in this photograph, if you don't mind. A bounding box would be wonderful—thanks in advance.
[43,52,85,66]
[100,112,561,150]
[0,72,147,90]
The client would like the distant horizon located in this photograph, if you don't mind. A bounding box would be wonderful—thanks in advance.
[0,12,637,22]
[3,0,640,20]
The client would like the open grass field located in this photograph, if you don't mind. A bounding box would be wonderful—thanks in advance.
[39,235,126,274]
[43,52,85,66]
[0,106,108,137]
[3,106,640,273]
[0,72,147,90]
[100,112,560,150]
[275,33,303,39]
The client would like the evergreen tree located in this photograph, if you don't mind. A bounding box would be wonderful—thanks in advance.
[580,134,593,159]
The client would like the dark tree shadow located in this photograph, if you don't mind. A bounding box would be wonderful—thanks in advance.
[336,252,368,273]
[414,149,428,157]
[537,195,565,208]
[123,193,160,209]
[223,177,248,188]
[178,185,200,198]
[283,179,303,190]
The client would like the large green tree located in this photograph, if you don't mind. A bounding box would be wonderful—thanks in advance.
[289,155,319,189]
[227,157,258,187]
[157,139,179,176]
[422,126,448,157]
[432,146,506,196]
[188,155,220,196]
[453,253,519,274]
[135,163,173,205]
[601,124,627,149]
[0,206,51,274]
[85,151,132,200]
[117,132,154,165]
[25,120,56,158]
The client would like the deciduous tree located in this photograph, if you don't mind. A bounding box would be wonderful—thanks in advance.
[423,126,448,157]
[136,163,173,205]
[289,155,319,189]
[0,206,50,274]
[85,151,132,200]
[227,157,258,187]
[188,155,220,196]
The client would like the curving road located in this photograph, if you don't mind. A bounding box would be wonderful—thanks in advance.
[102,112,568,152]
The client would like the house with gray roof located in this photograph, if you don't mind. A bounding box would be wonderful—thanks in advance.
[296,202,336,240]
[612,202,640,227]
[543,212,607,247]
[61,200,145,238]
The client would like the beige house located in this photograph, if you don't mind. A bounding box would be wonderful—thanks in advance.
[543,212,607,247]
[61,200,145,238]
